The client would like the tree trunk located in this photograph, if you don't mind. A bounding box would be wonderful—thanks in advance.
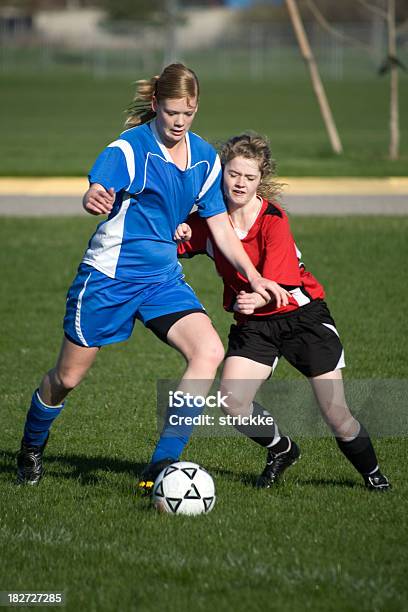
[164,0,179,67]
[285,0,343,154]
[388,0,399,160]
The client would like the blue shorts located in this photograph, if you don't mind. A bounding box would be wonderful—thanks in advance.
[63,264,205,347]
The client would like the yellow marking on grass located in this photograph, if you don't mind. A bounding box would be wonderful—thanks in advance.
[280,177,408,195]
[0,178,87,195]
[0,177,407,196]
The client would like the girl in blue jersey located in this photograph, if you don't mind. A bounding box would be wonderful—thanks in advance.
[17,64,290,488]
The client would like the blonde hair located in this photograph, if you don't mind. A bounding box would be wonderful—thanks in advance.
[125,63,200,129]
[219,132,283,201]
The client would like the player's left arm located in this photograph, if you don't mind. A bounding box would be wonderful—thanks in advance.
[233,290,269,315]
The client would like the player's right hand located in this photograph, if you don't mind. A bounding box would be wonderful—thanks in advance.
[83,185,115,215]
[250,277,291,309]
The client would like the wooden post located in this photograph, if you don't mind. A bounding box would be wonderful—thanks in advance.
[388,0,399,159]
[164,0,179,67]
[285,0,343,154]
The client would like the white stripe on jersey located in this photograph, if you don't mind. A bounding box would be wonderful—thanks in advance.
[75,271,92,346]
[186,131,191,168]
[132,152,179,195]
[150,121,173,163]
[295,243,302,259]
[198,155,221,200]
[289,287,311,307]
[129,151,210,197]
[108,139,135,189]
[83,194,132,278]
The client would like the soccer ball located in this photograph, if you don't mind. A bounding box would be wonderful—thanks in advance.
[152,461,216,516]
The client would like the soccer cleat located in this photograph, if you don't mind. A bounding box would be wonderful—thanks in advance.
[137,458,174,496]
[364,472,391,491]
[256,437,300,488]
[16,434,49,486]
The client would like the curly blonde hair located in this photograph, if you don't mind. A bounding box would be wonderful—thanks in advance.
[125,63,199,129]
[219,132,283,201]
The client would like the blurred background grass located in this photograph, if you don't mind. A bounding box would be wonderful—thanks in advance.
[1,71,407,177]
[2,0,407,178]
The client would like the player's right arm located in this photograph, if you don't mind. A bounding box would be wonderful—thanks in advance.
[83,184,115,215]
[83,140,133,216]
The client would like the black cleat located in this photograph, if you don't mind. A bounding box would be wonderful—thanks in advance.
[16,434,49,486]
[364,472,391,491]
[256,437,300,488]
[137,458,174,496]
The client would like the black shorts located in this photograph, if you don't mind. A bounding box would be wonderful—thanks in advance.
[225,300,345,377]
[145,308,207,343]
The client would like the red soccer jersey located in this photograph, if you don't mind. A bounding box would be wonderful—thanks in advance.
[178,198,325,319]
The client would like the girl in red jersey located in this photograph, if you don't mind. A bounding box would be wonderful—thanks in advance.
[177,132,390,491]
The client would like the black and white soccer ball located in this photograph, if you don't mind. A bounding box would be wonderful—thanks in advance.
[152,461,216,515]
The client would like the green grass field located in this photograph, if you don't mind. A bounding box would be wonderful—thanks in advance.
[1,72,408,177]
[1,216,407,612]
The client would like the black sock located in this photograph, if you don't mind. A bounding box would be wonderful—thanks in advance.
[269,436,291,454]
[232,401,279,448]
[335,423,379,476]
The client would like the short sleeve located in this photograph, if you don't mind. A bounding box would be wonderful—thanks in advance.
[88,142,133,192]
[196,154,226,218]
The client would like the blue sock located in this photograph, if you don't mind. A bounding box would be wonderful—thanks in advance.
[151,397,205,464]
[23,389,65,446]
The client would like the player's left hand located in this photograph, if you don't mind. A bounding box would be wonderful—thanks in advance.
[174,223,192,242]
[250,277,291,309]
[233,291,268,315]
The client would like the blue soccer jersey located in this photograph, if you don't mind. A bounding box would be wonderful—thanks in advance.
[82,120,226,282]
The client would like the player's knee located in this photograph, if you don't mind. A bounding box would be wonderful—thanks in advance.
[55,367,85,392]
[206,339,225,368]
[220,387,251,416]
[190,339,225,370]
[331,415,359,440]
[215,341,225,366]
[219,396,245,417]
